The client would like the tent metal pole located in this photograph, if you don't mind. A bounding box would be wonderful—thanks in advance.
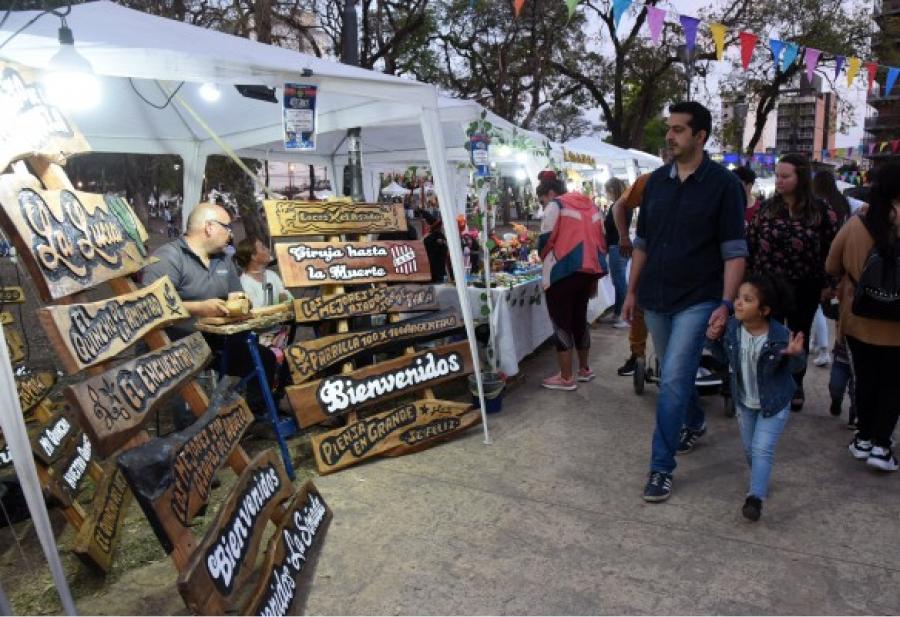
[0,577,11,615]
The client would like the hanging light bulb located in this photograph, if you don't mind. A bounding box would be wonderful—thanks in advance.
[41,20,101,110]
[199,82,221,102]
[514,168,527,181]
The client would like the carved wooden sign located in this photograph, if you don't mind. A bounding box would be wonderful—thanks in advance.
[0,435,10,469]
[118,392,255,553]
[49,431,93,504]
[312,399,478,474]
[0,62,90,172]
[245,481,332,617]
[287,310,463,383]
[4,324,25,363]
[276,240,430,287]
[0,312,12,325]
[16,370,56,413]
[30,412,75,466]
[0,176,151,301]
[293,284,438,323]
[288,341,474,428]
[264,201,406,236]
[65,332,211,458]
[177,450,294,615]
[38,276,187,374]
[0,286,25,303]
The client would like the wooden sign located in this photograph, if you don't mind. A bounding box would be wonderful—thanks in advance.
[118,392,255,553]
[275,240,430,287]
[16,370,56,413]
[65,332,211,457]
[312,399,478,474]
[38,276,187,373]
[30,412,76,466]
[0,286,25,303]
[287,310,463,383]
[0,62,90,172]
[177,450,294,615]
[293,284,438,323]
[49,431,94,504]
[287,341,474,428]
[244,481,331,617]
[0,435,10,469]
[4,324,24,363]
[264,201,406,236]
[0,312,12,325]
[0,176,151,301]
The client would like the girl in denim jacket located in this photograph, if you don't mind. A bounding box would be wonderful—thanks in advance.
[708,274,806,521]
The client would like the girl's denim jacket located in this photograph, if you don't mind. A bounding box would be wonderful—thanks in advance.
[708,318,806,417]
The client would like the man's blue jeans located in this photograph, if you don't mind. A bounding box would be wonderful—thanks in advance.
[736,402,790,499]
[644,301,717,474]
[607,245,628,316]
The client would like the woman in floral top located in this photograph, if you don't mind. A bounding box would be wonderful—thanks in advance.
[747,154,839,411]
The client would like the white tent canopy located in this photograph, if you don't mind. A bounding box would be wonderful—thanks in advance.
[563,136,662,183]
[380,181,411,196]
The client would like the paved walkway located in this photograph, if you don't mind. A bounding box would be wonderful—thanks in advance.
[302,324,900,615]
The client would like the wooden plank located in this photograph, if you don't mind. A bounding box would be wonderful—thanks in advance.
[4,324,24,363]
[275,240,430,287]
[64,332,212,458]
[287,341,474,428]
[48,431,94,505]
[0,287,25,303]
[177,450,294,615]
[73,433,149,573]
[0,174,152,301]
[30,411,76,466]
[16,370,56,413]
[286,310,463,384]
[292,284,438,323]
[37,276,188,374]
[311,400,478,474]
[263,201,406,236]
[117,391,255,554]
[243,481,332,617]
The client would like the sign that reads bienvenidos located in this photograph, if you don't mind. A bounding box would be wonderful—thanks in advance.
[275,241,429,287]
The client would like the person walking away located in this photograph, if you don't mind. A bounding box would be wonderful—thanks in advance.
[537,170,608,390]
[423,218,449,283]
[707,274,806,521]
[622,101,747,502]
[826,162,900,472]
[746,154,839,411]
[602,177,630,328]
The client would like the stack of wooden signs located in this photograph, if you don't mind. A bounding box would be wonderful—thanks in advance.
[0,61,330,615]
[265,199,483,473]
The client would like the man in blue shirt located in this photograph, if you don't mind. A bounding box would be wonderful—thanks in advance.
[622,101,748,502]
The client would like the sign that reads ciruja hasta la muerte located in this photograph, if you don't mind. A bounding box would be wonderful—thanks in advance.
[117,391,254,553]
[264,201,407,236]
[244,481,332,617]
[177,450,294,615]
[286,310,463,383]
[292,284,438,323]
[287,340,474,428]
[275,240,429,287]
[64,332,211,458]
[311,399,479,474]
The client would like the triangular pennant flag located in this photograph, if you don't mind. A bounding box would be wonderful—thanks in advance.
[886,67,900,96]
[781,42,799,72]
[892,139,900,153]
[847,57,861,86]
[513,0,524,16]
[709,23,727,61]
[770,39,784,65]
[847,146,854,157]
[804,48,821,82]
[645,6,665,44]
[740,32,758,70]
[613,0,632,29]
[834,55,845,79]
[866,62,878,92]
[679,15,701,54]
[566,0,579,19]
[869,142,877,155]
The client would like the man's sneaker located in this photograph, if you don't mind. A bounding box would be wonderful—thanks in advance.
[866,446,899,472]
[617,356,638,376]
[677,424,707,454]
[813,349,832,367]
[541,373,577,391]
[642,471,673,502]
[741,495,762,521]
[829,398,842,417]
[849,435,873,460]
[613,318,630,329]
[576,367,595,382]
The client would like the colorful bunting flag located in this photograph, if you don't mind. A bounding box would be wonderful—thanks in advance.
[847,146,854,157]
[710,23,727,61]
[834,55,845,79]
[566,0,579,19]
[886,67,900,96]
[804,48,821,82]
[513,0,525,17]
[739,32,758,70]
[868,142,876,155]
[645,6,665,44]
[847,57,861,86]
[866,62,878,92]
[613,0,632,29]
[781,42,799,72]
[679,15,701,55]
[892,139,900,153]
[770,39,784,66]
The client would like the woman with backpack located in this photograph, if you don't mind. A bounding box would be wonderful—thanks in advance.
[826,162,900,472]
[746,154,840,411]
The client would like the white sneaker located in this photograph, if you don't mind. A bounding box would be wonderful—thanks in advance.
[813,350,831,367]
[849,435,873,460]
[613,319,630,329]
[866,446,899,472]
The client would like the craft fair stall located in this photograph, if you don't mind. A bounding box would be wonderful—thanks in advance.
[563,136,662,185]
